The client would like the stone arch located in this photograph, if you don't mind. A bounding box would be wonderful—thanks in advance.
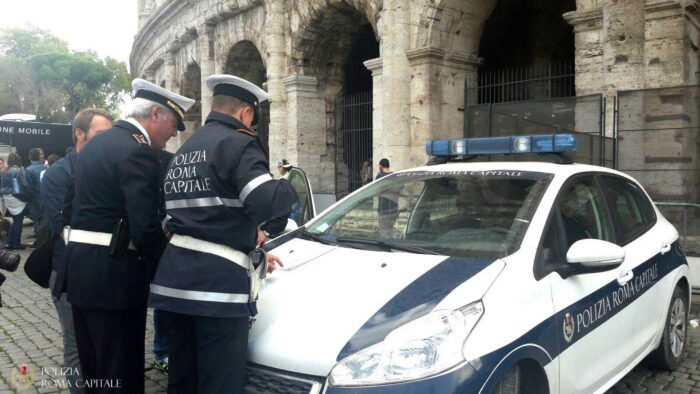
[416,0,498,56]
[288,0,380,195]
[214,6,268,75]
[479,0,576,72]
[180,62,202,128]
[290,0,379,93]
[224,40,266,85]
[223,40,270,155]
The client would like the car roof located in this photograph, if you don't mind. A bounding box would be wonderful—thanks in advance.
[399,161,626,179]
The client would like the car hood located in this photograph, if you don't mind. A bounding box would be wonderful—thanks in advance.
[248,238,503,376]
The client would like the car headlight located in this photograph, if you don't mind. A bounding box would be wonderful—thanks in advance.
[329,301,484,386]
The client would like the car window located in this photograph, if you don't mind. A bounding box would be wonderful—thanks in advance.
[557,176,615,249]
[601,175,656,245]
[288,169,312,226]
[539,209,566,271]
[305,170,552,258]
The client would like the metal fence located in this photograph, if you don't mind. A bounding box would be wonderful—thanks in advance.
[616,85,700,257]
[468,62,575,106]
[464,94,614,167]
[334,91,373,198]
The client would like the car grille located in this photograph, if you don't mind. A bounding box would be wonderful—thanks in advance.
[245,365,324,394]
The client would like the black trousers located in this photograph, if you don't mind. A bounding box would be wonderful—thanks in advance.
[72,306,146,393]
[162,310,249,394]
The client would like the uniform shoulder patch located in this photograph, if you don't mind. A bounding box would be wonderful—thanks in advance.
[234,128,256,138]
[131,134,148,144]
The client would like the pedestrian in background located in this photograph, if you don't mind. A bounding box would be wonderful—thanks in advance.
[47,154,60,167]
[63,79,194,393]
[0,158,6,217]
[375,158,398,238]
[1,153,28,250]
[26,147,48,242]
[359,160,371,185]
[42,108,113,394]
[277,159,292,179]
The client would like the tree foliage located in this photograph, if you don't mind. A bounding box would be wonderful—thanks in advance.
[0,26,131,122]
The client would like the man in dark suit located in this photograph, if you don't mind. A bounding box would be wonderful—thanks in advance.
[42,108,113,393]
[64,79,194,393]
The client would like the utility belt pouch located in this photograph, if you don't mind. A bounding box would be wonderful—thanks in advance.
[108,219,130,258]
[247,248,268,316]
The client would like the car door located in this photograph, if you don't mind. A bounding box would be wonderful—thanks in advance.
[287,167,316,226]
[541,174,644,393]
[599,175,669,348]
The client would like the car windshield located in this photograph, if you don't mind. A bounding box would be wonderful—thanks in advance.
[304,170,553,258]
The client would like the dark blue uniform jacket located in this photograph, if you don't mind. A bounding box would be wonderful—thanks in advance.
[149,111,297,318]
[64,120,167,310]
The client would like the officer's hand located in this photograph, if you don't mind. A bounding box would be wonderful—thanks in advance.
[257,229,269,247]
[267,253,284,273]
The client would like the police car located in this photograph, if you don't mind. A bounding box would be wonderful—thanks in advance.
[245,134,689,394]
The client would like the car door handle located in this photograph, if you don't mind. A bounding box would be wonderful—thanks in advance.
[618,270,634,285]
[660,243,672,255]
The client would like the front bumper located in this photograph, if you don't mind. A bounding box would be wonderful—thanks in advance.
[322,362,481,394]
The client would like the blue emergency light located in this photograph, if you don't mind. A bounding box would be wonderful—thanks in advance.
[425,134,577,157]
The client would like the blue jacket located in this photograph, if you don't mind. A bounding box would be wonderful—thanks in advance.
[0,166,26,195]
[26,161,47,199]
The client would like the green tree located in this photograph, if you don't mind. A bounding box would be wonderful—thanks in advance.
[0,26,131,122]
[0,56,36,114]
[0,26,67,60]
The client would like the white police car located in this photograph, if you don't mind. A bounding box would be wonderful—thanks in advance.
[246,134,689,394]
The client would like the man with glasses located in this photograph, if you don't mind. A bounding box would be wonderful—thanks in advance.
[41,108,113,393]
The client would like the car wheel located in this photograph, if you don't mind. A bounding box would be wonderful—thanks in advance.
[648,285,688,370]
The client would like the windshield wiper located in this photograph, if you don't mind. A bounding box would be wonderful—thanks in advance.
[297,229,336,245]
[335,236,439,255]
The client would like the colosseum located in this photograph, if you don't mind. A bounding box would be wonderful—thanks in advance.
[131,0,700,201]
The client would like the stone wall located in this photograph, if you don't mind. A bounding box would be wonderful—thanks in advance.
[132,0,700,200]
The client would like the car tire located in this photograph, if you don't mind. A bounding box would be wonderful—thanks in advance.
[493,364,521,394]
[647,285,688,370]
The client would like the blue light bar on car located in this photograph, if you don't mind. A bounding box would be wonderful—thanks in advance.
[425,134,577,157]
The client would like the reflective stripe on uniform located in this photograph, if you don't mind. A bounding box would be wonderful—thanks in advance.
[165,196,243,210]
[169,234,251,270]
[150,284,249,303]
[240,173,273,202]
[66,228,137,250]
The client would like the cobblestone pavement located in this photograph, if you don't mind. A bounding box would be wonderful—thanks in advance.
[0,229,699,393]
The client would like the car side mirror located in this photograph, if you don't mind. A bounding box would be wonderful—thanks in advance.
[555,239,624,279]
[566,239,625,267]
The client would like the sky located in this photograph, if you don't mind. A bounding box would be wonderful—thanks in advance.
[0,0,138,68]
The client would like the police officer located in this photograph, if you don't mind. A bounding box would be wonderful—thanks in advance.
[64,79,194,393]
[149,75,297,394]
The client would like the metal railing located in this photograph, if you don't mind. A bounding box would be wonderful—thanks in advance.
[655,202,700,254]
[334,91,373,198]
[469,62,575,105]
